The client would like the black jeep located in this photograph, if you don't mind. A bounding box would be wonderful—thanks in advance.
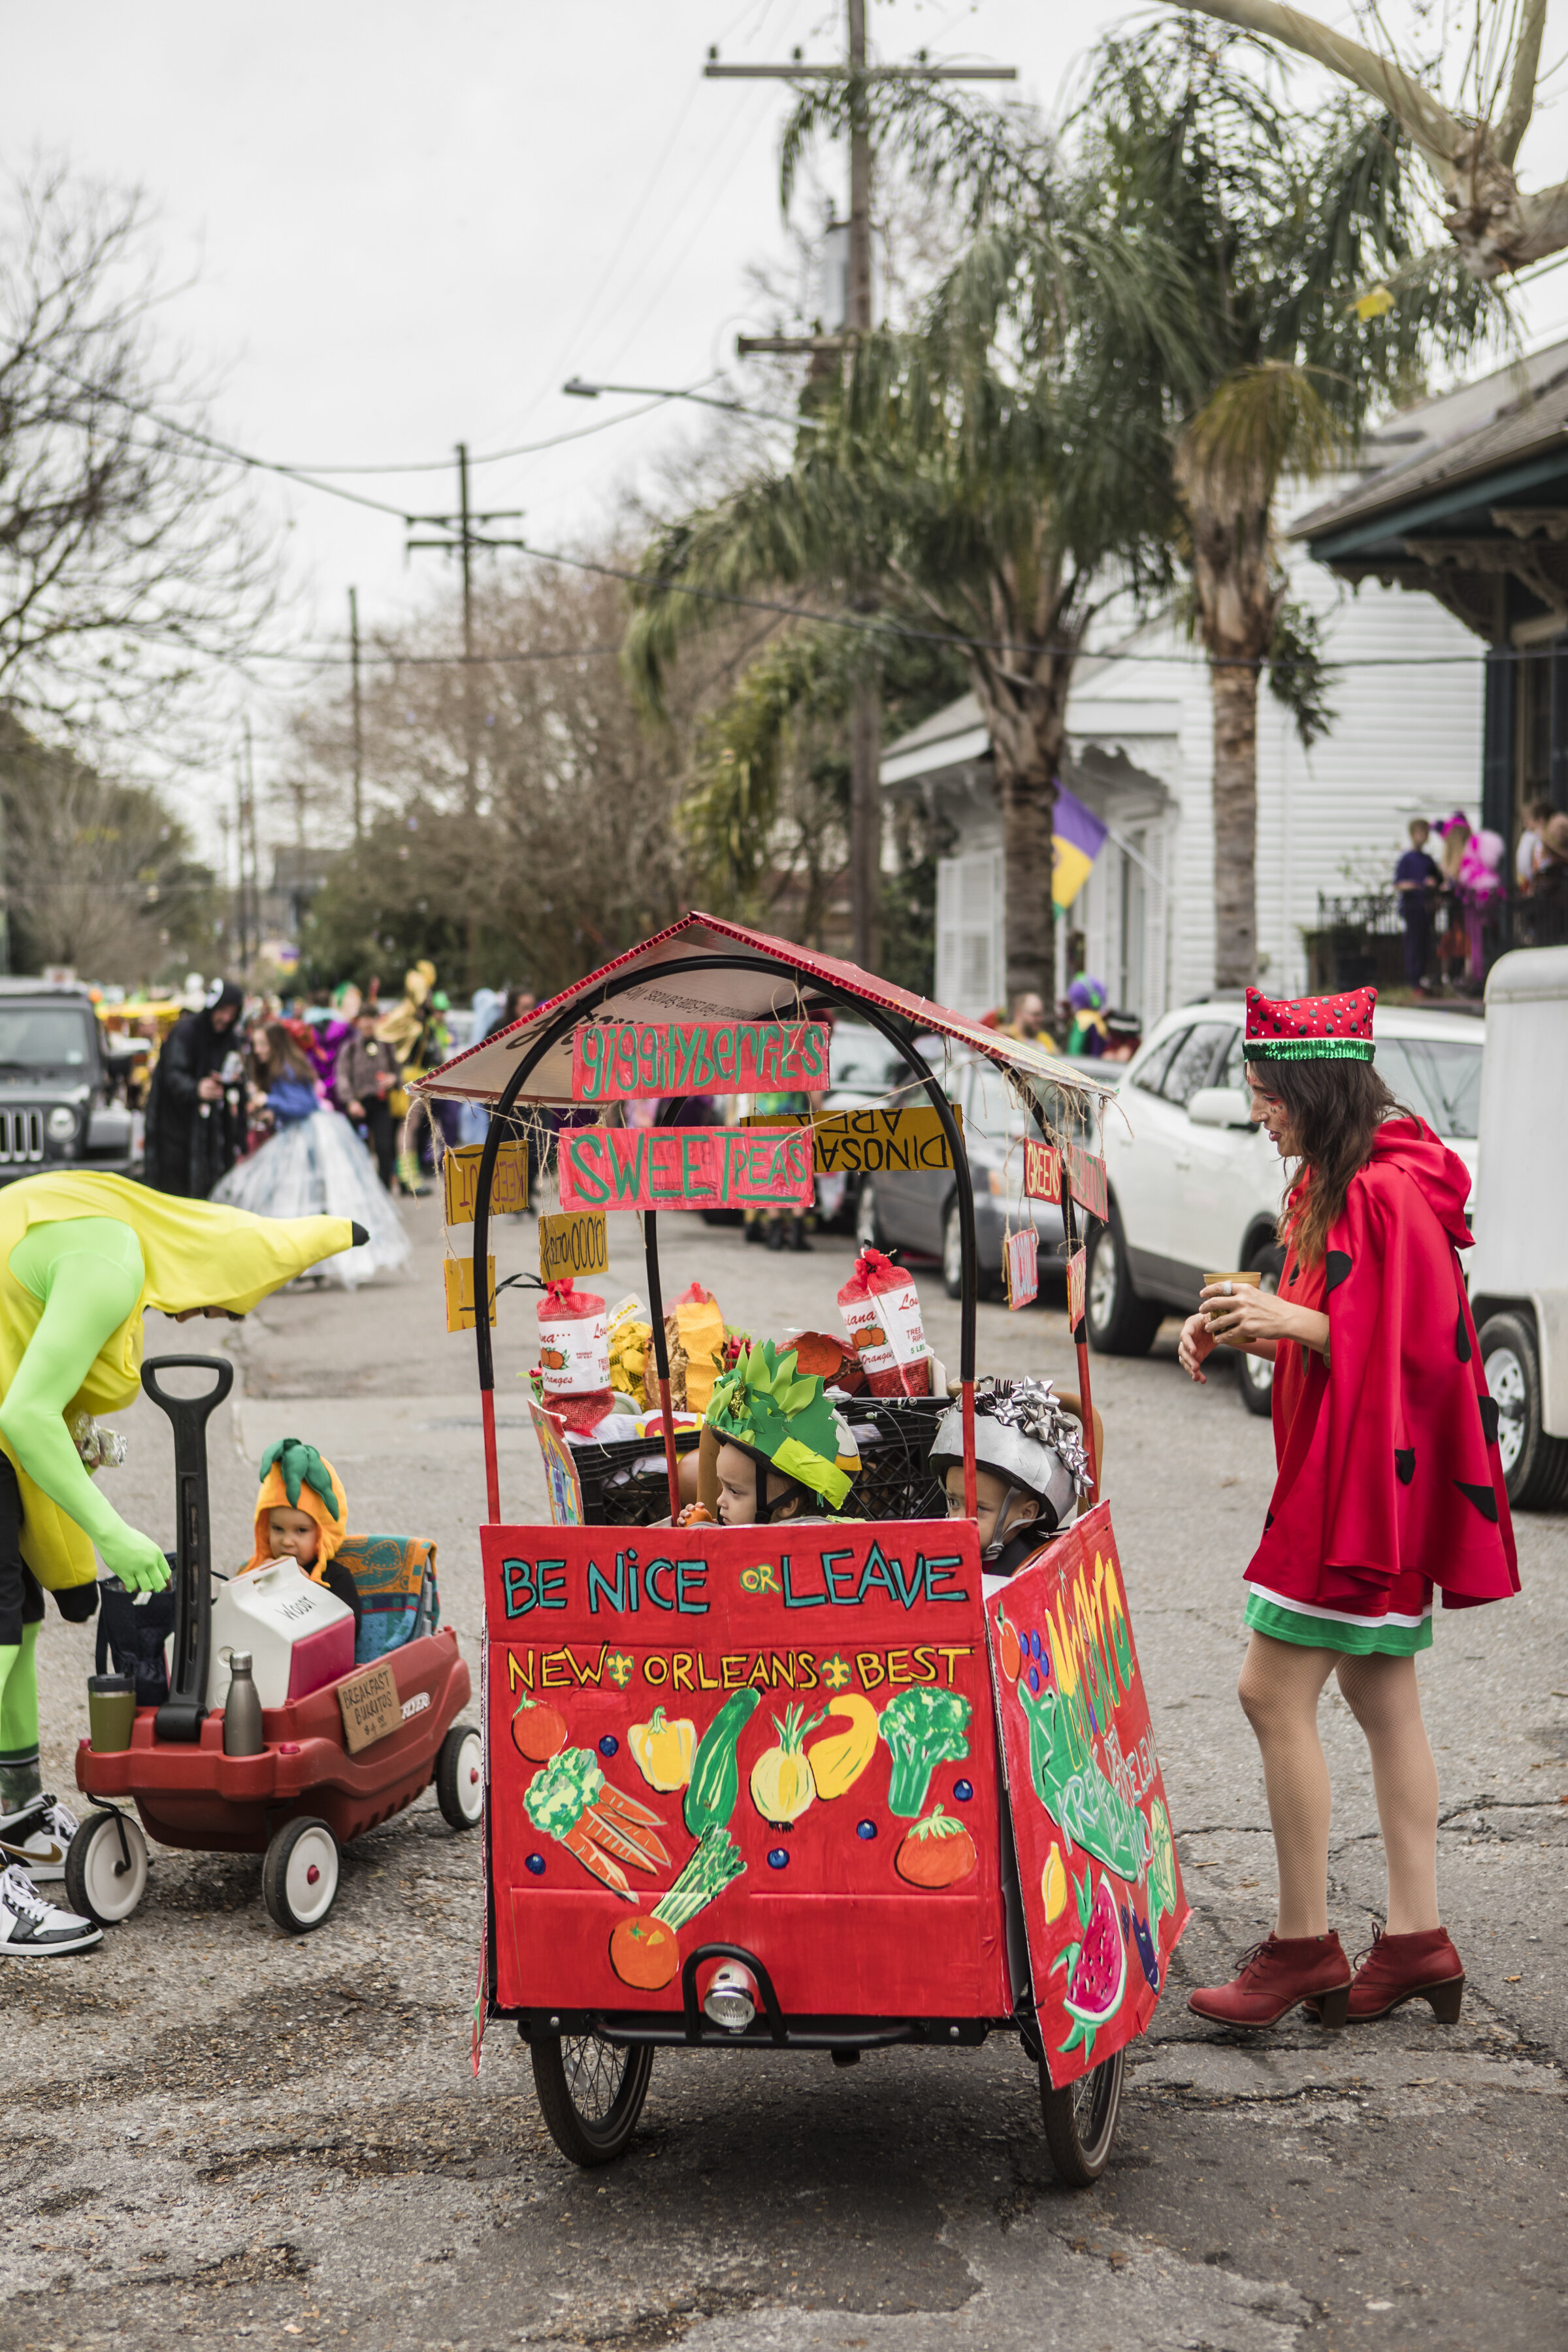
[0,980,137,1183]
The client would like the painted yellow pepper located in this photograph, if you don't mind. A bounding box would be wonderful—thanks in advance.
[629,1707,697,1792]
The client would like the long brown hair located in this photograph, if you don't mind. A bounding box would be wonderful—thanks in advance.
[1246,1056,1410,1267]
[252,1021,316,1088]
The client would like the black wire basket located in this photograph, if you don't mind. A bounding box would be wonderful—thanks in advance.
[837,1392,949,1522]
[573,1426,705,1528]
[570,1392,949,1527]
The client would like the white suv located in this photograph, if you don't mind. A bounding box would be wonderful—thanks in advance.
[1086,998,1485,1413]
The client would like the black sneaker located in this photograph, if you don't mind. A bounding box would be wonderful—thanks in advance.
[0,1792,78,1882]
[0,1863,102,1955]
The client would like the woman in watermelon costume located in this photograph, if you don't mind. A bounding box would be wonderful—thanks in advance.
[1177,987,1516,2030]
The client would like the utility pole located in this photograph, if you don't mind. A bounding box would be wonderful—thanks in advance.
[233,749,248,974]
[706,17,1014,973]
[241,717,261,972]
[406,447,528,990]
[348,585,365,843]
[406,446,525,824]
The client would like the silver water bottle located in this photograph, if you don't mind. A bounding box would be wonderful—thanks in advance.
[222,1652,265,1757]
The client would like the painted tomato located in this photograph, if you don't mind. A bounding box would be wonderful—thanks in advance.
[610,1916,679,1990]
[512,1695,568,1763]
[894,1806,977,1889]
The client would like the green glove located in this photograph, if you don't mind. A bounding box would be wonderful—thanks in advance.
[99,1524,172,1593]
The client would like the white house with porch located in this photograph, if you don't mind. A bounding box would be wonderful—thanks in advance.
[878,348,1568,1026]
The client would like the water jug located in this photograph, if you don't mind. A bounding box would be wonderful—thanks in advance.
[206,1560,354,1712]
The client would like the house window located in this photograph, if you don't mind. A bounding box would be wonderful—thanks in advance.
[936,851,1002,1019]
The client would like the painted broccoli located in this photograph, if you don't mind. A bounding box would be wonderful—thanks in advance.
[524,1745,604,1838]
[879,1686,972,1818]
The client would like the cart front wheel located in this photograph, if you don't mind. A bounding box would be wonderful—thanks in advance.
[435,1723,485,1829]
[263,1816,340,1935]
[530,2030,654,2166]
[64,1808,148,1925]
[1039,2046,1125,2187]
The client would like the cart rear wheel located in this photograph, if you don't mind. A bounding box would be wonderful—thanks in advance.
[435,1724,485,1829]
[530,2031,654,2166]
[262,1816,340,1935]
[1039,2046,1125,2187]
[64,1808,148,1925]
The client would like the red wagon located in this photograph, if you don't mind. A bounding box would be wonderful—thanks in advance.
[71,1355,480,1935]
[423,917,1189,2185]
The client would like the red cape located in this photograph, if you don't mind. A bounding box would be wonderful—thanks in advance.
[1247,1119,1518,1614]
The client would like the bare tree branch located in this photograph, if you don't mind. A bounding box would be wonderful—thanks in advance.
[1498,0,1548,162]
[1173,0,1463,163]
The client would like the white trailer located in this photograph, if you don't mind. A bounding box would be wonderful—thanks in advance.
[1470,945,1568,1509]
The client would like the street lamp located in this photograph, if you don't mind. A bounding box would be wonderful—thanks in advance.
[562,378,823,431]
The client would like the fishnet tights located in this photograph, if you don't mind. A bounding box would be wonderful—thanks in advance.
[1236,1632,1440,1938]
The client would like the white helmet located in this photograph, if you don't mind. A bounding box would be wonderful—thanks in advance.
[930,1378,1090,1540]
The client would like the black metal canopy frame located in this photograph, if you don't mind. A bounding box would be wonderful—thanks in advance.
[466,951,985,1524]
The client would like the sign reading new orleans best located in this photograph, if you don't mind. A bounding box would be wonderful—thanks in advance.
[572,1019,830,1103]
[557,1124,814,1213]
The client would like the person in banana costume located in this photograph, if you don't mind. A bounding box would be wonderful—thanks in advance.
[0,1173,359,1955]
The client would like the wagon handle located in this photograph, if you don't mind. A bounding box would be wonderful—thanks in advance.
[139,1354,235,1743]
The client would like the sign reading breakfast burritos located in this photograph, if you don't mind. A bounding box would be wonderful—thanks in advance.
[557,1124,814,1213]
[571,1019,830,1103]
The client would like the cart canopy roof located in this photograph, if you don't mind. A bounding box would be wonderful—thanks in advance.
[415,911,1115,1110]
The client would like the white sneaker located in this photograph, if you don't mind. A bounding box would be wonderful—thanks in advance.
[0,1862,101,1955]
[0,1792,79,1881]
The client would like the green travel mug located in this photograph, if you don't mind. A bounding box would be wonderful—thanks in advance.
[87,1673,137,1753]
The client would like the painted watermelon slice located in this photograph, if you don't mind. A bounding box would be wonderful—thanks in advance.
[1051,1867,1128,2059]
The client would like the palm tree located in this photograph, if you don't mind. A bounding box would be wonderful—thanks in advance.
[626,296,1175,1004]
[1170,0,1565,281]
[1079,27,1498,985]
[823,29,1498,987]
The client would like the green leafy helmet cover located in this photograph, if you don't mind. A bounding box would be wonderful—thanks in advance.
[704,1340,853,1510]
[258,1435,340,1518]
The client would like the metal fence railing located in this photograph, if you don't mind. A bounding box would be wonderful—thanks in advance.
[1303,886,1568,996]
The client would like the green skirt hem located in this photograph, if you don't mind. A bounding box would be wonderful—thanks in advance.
[1243,1592,1433,1657]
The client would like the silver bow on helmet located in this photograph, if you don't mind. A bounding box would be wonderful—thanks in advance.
[930,1375,1091,1553]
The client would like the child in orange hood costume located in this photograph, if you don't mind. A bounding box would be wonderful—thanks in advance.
[240,1437,361,1632]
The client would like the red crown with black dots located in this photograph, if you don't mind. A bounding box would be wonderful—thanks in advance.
[1243,985,1376,1064]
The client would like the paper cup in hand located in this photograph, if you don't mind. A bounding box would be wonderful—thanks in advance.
[1203,1269,1260,1347]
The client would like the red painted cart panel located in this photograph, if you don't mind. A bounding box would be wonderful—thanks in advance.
[985,1503,1189,2086]
[484,1520,1011,2021]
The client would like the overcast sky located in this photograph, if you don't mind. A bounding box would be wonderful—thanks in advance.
[5,0,1567,855]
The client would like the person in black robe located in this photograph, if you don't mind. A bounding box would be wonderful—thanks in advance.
[144,980,246,1198]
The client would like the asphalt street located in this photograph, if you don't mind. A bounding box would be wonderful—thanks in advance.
[4,1199,1563,2352]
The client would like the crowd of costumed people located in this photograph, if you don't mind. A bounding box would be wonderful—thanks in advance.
[133,966,532,1284]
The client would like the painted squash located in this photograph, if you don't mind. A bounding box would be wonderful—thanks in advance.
[749,1703,827,1828]
[807,1693,878,1799]
[629,1707,697,1793]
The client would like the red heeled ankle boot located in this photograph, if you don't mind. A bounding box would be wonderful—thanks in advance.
[1339,1925,1464,2023]
[1188,1932,1352,2030]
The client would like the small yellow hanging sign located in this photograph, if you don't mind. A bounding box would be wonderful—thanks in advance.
[442,1140,529,1225]
[444,1254,497,1332]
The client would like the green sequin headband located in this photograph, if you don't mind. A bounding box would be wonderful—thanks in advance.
[1245,1037,1375,1064]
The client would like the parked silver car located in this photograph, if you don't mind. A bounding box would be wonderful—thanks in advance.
[854,1047,1069,1298]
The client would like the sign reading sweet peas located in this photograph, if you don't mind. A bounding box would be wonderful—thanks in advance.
[557,1124,813,1213]
[572,1019,830,1103]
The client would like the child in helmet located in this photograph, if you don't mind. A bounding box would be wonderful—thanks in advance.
[701,1340,860,1527]
[929,1378,1091,1586]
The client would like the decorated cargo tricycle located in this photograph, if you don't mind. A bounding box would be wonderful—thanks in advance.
[418,915,1188,2185]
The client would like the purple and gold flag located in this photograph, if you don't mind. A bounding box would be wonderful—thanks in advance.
[1052,785,1107,909]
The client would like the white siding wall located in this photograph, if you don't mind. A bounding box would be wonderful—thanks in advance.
[911,480,1484,1022]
